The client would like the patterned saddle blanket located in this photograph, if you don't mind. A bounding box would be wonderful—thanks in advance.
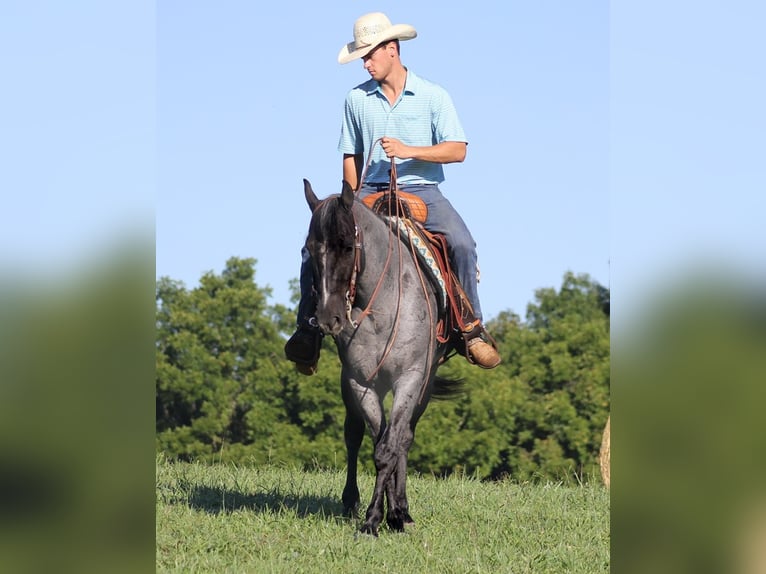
[362,191,478,337]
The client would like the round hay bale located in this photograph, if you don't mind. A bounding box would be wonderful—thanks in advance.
[599,415,610,488]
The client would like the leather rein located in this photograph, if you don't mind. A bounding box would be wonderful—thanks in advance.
[344,138,440,387]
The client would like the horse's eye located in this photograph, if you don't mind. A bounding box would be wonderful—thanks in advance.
[336,240,353,253]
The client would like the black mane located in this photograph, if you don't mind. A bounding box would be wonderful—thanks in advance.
[307,194,356,252]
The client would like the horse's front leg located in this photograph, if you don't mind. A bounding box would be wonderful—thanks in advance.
[387,450,415,530]
[341,409,364,517]
[344,375,388,533]
[365,426,415,534]
[360,425,396,537]
[385,384,428,531]
[340,377,375,517]
[362,387,423,535]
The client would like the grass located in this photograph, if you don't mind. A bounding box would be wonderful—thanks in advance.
[156,456,609,573]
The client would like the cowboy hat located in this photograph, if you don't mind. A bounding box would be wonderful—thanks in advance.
[338,12,417,64]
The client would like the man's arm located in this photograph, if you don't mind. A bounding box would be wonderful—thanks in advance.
[380,139,467,164]
[342,153,364,190]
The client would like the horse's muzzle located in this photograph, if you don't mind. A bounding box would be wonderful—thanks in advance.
[316,314,344,336]
[315,300,346,336]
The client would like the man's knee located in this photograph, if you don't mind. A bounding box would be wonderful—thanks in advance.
[449,235,477,260]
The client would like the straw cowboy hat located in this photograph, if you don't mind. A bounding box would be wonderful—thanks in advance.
[338,12,417,64]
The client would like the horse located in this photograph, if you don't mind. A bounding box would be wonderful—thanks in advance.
[302,178,462,536]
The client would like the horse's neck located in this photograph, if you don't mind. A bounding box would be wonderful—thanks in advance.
[354,202,424,292]
[356,200,399,247]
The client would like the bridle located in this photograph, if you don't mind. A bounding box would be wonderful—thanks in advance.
[344,222,363,328]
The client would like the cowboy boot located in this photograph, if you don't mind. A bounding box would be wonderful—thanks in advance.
[284,318,322,375]
[466,335,501,369]
[461,321,501,369]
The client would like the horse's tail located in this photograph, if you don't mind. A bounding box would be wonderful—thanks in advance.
[431,376,465,401]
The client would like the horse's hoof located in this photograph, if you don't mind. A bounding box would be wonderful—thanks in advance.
[342,498,359,519]
[387,511,414,532]
[359,523,379,537]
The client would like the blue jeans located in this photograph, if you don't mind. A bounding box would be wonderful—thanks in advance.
[296,183,483,326]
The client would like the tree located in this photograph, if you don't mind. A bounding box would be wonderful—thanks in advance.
[413,272,610,482]
[157,257,276,458]
[495,271,610,479]
[156,261,610,483]
[156,257,348,466]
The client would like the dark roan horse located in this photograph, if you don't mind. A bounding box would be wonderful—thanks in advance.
[302,178,462,536]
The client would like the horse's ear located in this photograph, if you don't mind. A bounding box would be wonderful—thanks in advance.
[340,180,355,211]
[304,179,320,212]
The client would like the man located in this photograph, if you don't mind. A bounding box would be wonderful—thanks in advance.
[285,12,500,374]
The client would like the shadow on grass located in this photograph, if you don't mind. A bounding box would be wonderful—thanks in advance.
[185,484,348,519]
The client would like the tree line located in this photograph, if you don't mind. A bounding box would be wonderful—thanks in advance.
[156,257,610,483]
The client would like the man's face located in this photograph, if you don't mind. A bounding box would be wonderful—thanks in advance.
[362,41,394,80]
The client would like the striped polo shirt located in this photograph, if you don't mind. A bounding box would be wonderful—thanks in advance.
[337,69,467,185]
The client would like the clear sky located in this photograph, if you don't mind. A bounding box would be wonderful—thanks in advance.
[2,1,763,326]
[154,1,609,322]
[1,2,155,276]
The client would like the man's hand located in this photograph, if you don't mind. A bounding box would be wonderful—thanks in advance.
[379,138,467,164]
[380,137,410,159]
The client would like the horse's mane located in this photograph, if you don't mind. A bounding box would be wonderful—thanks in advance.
[308,194,357,247]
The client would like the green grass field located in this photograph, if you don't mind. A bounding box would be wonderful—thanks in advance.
[156,456,609,573]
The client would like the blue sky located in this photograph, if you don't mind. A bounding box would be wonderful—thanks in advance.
[155,1,608,321]
[2,1,763,326]
[1,2,155,275]
[611,2,765,329]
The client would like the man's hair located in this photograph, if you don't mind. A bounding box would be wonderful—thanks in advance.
[376,39,400,54]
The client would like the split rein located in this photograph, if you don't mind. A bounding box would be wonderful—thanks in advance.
[342,140,439,384]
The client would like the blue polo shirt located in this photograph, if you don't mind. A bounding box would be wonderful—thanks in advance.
[338,69,467,185]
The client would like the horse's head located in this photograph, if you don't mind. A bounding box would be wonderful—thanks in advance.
[303,179,358,336]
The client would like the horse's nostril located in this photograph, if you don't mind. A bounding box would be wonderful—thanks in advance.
[317,313,344,335]
[330,316,343,334]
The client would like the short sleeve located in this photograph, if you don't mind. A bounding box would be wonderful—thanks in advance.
[432,87,467,144]
[338,91,364,155]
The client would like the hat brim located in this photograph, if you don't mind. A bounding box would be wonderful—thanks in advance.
[337,25,417,64]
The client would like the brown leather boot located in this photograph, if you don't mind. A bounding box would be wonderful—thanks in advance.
[467,337,501,369]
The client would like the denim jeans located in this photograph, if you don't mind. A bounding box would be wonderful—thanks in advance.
[296,183,483,326]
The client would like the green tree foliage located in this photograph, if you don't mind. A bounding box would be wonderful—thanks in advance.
[156,261,609,483]
[156,257,346,466]
[412,272,610,482]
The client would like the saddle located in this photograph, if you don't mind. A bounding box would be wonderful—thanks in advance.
[363,190,428,224]
[362,188,497,363]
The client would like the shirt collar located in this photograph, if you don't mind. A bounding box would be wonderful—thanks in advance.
[365,68,419,96]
